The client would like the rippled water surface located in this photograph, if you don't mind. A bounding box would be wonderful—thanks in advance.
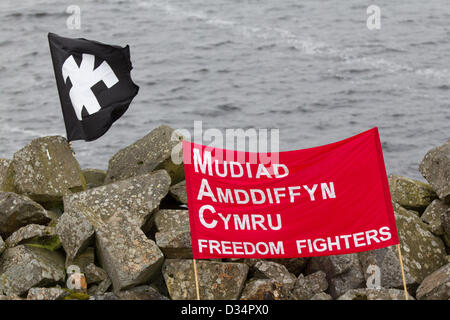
[0,0,449,179]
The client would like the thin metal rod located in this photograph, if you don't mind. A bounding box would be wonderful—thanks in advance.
[193,259,201,300]
[397,244,409,300]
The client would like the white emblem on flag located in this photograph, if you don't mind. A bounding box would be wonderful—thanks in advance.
[62,53,119,120]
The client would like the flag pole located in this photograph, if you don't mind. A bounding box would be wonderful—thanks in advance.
[193,259,201,300]
[396,244,409,300]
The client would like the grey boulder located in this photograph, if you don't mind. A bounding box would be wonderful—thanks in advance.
[0,192,51,238]
[359,203,447,289]
[308,253,364,298]
[421,199,449,236]
[0,159,14,192]
[419,139,450,203]
[0,245,65,296]
[240,258,307,277]
[439,202,450,246]
[105,125,184,184]
[154,209,191,258]
[56,209,94,260]
[338,288,413,300]
[65,247,95,274]
[240,279,291,300]
[57,170,171,260]
[169,180,188,204]
[12,136,86,203]
[27,287,70,300]
[64,170,171,226]
[293,271,328,300]
[4,224,56,248]
[253,261,296,291]
[116,286,169,300]
[163,259,248,300]
[92,278,112,296]
[310,292,333,300]
[84,263,108,284]
[416,263,450,300]
[82,168,106,189]
[388,174,436,212]
[0,236,4,255]
[91,286,168,300]
[95,210,164,293]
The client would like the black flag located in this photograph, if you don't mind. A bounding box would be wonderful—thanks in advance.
[48,33,139,142]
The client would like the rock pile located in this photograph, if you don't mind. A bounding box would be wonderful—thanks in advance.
[0,127,448,300]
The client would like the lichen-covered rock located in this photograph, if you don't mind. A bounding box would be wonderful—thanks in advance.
[440,203,450,245]
[0,295,23,300]
[154,209,191,258]
[154,209,190,232]
[116,286,169,300]
[56,209,94,260]
[0,236,4,255]
[0,245,65,296]
[61,171,170,292]
[163,259,248,300]
[310,292,333,300]
[240,279,291,300]
[268,259,308,276]
[105,125,184,184]
[293,271,328,300]
[64,170,171,227]
[96,210,164,293]
[149,272,170,298]
[388,174,436,212]
[82,168,106,189]
[59,171,170,260]
[421,199,449,236]
[0,192,51,238]
[419,139,450,203]
[239,258,307,277]
[27,287,70,300]
[253,261,296,291]
[93,278,112,295]
[169,180,187,204]
[85,263,108,284]
[90,286,168,300]
[155,231,192,259]
[359,246,413,289]
[12,136,86,203]
[359,203,447,289]
[65,247,95,274]
[337,288,413,300]
[4,224,56,248]
[395,204,447,279]
[0,159,15,192]
[89,292,118,300]
[416,263,450,300]
[308,253,364,298]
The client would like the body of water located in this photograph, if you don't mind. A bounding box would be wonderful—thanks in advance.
[0,0,449,179]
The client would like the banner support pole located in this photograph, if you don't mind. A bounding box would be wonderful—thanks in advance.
[396,244,409,300]
[193,259,201,300]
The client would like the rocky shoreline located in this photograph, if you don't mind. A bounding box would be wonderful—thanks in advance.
[0,125,448,300]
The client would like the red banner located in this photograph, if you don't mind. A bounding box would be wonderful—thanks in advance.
[183,127,399,259]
